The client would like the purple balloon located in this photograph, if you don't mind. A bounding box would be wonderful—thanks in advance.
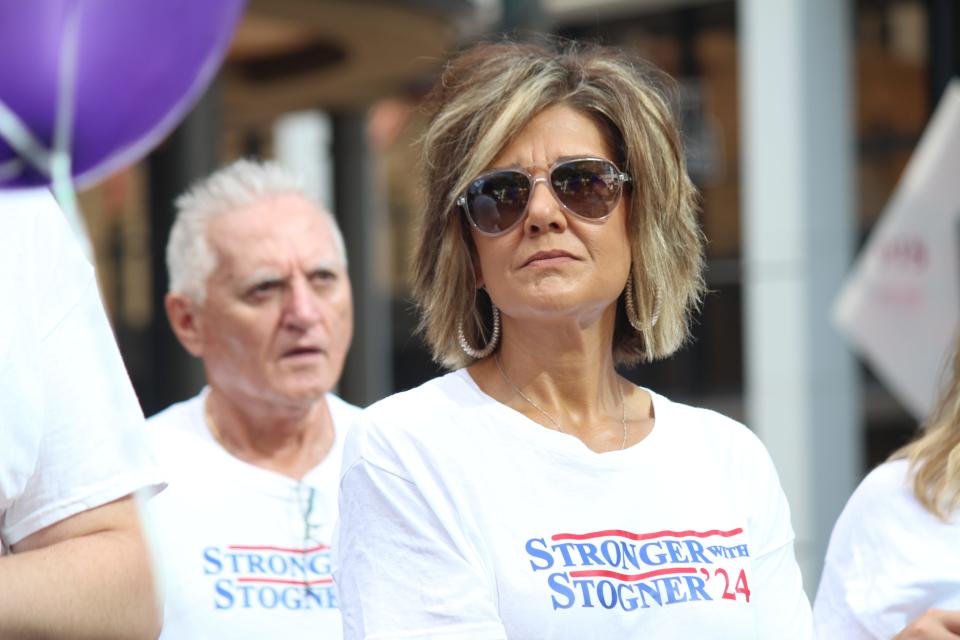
[0,0,246,188]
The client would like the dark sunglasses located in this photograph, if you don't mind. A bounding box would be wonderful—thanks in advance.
[456,157,631,236]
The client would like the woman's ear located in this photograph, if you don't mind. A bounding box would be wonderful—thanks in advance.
[467,234,484,289]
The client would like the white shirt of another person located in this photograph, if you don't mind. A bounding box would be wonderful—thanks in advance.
[148,389,359,639]
[0,189,163,552]
[814,459,960,639]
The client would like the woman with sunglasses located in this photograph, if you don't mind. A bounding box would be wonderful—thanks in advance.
[335,39,812,639]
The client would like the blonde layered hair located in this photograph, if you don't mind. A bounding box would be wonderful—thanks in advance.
[891,335,960,520]
[413,39,704,369]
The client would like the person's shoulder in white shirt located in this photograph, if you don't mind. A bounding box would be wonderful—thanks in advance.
[815,459,960,639]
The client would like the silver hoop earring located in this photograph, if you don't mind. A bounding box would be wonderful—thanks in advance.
[624,272,662,331]
[457,302,500,359]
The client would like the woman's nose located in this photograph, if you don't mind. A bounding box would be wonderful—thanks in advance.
[524,175,567,235]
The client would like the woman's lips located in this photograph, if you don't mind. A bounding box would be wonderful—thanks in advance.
[522,250,578,267]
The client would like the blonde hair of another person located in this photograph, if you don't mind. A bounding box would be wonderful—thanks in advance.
[891,335,960,520]
[413,38,705,369]
[166,158,347,304]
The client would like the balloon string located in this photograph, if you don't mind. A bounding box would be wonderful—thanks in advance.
[0,99,51,176]
[51,2,92,259]
[0,3,90,257]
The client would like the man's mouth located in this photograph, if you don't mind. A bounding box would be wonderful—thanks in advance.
[282,346,324,358]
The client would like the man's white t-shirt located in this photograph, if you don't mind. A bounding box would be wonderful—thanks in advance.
[148,389,360,640]
[335,369,813,640]
[0,189,164,551]
[814,458,960,639]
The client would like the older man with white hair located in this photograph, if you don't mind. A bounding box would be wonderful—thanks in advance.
[148,159,359,639]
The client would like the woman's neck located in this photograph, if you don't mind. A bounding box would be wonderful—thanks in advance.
[469,313,654,452]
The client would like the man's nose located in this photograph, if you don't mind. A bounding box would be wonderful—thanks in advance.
[283,276,323,329]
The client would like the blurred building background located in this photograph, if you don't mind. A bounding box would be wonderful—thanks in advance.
[76,0,959,596]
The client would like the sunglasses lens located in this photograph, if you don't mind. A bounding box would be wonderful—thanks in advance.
[465,171,530,234]
[550,159,623,219]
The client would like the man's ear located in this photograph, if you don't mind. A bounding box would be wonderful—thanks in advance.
[165,292,204,358]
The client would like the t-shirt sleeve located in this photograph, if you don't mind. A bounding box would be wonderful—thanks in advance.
[334,419,507,640]
[743,434,813,639]
[749,539,814,638]
[813,481,880,639]
[0,192,165,546]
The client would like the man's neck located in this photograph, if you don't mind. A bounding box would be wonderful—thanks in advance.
[204,390,336,480]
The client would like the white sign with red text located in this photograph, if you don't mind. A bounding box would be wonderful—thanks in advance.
[834,79,960,419]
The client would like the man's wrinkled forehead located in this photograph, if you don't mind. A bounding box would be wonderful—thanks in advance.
[207,205,344,276]
[211,236,345,279]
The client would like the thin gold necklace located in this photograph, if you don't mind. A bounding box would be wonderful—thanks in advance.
[494,355,628,450]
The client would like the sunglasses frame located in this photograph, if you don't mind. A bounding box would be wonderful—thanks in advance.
[456,156,632,237]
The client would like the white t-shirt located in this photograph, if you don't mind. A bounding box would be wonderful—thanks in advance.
[813,458,960,639]
[335,369,813,640]
[0,189,164,551]
[148,389,360,640]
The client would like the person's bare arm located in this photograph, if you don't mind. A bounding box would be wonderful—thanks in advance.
[0,495,162,640]
[895,609,960,640]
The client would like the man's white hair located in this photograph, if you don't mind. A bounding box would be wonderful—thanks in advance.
[166,158,347,303]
